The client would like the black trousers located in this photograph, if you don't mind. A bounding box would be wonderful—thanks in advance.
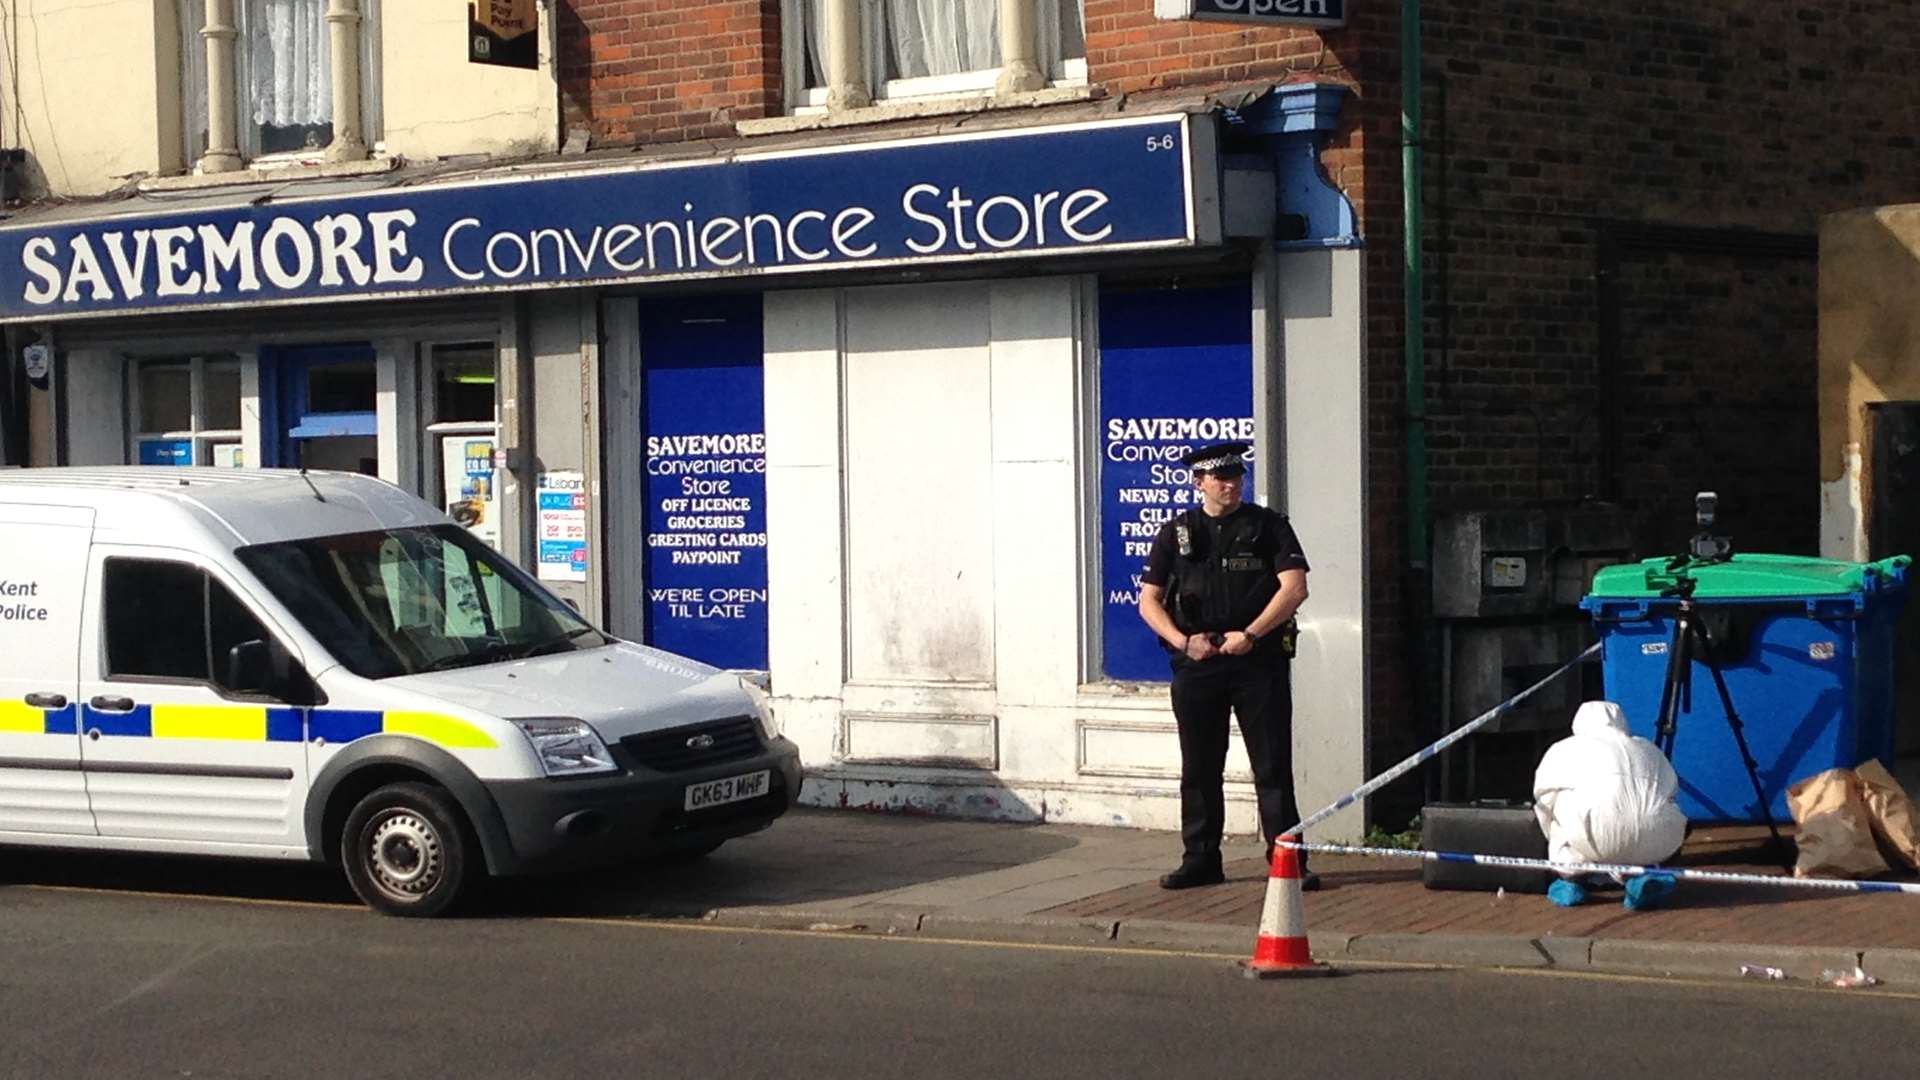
[1169,652,1302,863]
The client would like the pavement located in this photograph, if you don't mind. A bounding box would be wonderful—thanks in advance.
[605,806,1920,990]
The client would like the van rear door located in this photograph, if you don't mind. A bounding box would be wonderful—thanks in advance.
[0,502,94,835]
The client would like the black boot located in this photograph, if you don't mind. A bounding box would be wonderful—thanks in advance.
[1158,855,1225,890]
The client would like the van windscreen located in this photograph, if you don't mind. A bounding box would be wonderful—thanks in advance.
[236,525,607,679]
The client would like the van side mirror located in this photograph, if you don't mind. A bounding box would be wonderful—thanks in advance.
[225,640,272,694]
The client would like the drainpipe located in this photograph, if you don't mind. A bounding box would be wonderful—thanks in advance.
[198,0,243,174]
[324,0,368,162]
[1403,0,1427,571]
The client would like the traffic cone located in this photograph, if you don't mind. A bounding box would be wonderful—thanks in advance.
[1239,837,1334,979]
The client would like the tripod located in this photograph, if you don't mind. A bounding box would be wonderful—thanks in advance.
[1652,575,1792,869]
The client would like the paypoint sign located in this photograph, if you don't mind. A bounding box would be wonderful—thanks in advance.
[1153,0,1345,29]
[0,114,1211,323]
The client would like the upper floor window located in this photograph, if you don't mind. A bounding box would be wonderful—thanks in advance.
[788,0,1086,111]
[180,0,381,166]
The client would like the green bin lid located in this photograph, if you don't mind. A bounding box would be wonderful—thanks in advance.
[1587,553,1912,599]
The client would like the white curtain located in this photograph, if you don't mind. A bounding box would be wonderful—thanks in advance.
[884,0,999,79]
[801,0,832,87]
[179,1,210,158]
[249,0,331,129]
[1039,0,1086,78]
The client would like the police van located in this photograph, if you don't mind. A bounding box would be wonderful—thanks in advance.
[0,468,801,916]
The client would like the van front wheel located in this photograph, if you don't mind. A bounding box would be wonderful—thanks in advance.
[341,782,475,917]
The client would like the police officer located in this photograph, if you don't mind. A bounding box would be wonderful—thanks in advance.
[1137,441,1314,889]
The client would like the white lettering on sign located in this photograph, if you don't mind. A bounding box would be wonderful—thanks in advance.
[17,170,1129,306]
[901,184,1113,254]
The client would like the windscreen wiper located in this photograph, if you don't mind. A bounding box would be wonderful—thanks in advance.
[513,626,603,659]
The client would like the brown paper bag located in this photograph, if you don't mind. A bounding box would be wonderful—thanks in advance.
[1787,768,1889,879]
[1855,759,1920,872]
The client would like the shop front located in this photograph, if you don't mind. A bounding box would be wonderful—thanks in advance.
[2,84,1370,837]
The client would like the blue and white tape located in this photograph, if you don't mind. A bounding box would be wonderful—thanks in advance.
[1288,641,1602,839]
[1275,840,1920,896]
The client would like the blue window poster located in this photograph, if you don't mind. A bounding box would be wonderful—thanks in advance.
[641,295,768,671]
[138,438,193,466]
[1098,283,1254,681]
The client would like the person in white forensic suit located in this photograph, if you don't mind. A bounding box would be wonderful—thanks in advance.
[1534,700,1687,876]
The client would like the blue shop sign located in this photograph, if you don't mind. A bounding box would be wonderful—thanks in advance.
[0,115,1215,323]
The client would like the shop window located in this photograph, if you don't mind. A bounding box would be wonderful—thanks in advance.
[129,356,246,467]
[421,342,501,548]
[1095,282,1254,682]
[179,0,382,164]
[306,359,375,413]
[785,0,1085,111]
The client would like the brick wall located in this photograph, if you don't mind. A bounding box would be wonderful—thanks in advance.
[1083,0,1364,94]
[557,1,783,146]
[1356,1,1920,815]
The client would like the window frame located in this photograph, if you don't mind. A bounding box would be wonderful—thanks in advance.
[417,340,502,547]
[177,0,385,168]
[781,0,1087,115]
[127,355,247,468]
[99,555,308,703]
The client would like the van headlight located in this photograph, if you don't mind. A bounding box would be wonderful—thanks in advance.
[513,718,617,778]
[740,677,779,741]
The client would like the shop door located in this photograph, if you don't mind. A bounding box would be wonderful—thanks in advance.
[422,343,503,549]
[0,503,93,836]
[640,296,769,671]
[264,344,379,473]
[1097,282,1255,682]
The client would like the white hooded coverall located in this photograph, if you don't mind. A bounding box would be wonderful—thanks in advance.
[1533,701,1687,869]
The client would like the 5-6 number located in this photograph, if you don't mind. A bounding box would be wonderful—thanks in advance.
[1144,134,1177,152]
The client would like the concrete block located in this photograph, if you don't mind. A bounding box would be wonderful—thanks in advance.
[1588,939,1858,983]
[1859,947,1920,988]
[916,913,1118,946]
[704,906,924,936]
[1111,918,1250,955]
[1535,934,1594,969]
[1344,932,1550,968]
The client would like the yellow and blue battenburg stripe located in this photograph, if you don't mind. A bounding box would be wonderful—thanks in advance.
[0,700,78,735]
[0,701,498,750]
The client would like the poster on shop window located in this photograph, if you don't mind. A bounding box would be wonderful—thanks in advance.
[1097,283,1254,682]
[440,434,500,548]
[536,470,588,581]
[640,297,768,671]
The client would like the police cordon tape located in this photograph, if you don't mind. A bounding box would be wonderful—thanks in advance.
[1272,840,1920,896]
[1274,637,1920,898]
[1288,641,1603,839]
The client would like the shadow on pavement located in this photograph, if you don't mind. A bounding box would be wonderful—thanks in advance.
[1,808,1086,918]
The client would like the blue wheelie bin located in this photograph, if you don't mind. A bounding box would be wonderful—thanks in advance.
[1581,554,1911,823]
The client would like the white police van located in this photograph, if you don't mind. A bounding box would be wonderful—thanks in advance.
[0,468,800,916]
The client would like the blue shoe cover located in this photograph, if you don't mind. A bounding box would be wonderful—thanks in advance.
[1623,872,1677,911]
[1547,879,1587,907]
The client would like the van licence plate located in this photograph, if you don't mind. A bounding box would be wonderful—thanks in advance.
[685,770,770,811]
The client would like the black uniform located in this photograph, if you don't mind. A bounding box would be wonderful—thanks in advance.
[1142,503,1310,866]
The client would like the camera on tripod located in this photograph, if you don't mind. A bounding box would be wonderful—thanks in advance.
[1687,491,1733,563]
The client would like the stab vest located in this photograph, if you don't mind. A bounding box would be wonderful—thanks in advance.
[1166,505,1284,635]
